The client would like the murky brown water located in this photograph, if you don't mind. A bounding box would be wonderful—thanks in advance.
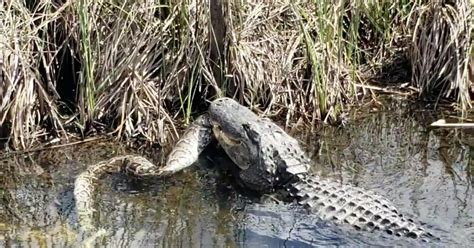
[1,98,473,247]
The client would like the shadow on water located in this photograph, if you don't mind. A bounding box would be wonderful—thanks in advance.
[1,97,473,247]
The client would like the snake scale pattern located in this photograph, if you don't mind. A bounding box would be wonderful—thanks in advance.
[74,97,434,240]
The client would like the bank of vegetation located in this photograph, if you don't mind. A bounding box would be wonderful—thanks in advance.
[0,0,472,150]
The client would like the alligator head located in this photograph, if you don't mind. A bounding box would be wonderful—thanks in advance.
[208,97,310,191]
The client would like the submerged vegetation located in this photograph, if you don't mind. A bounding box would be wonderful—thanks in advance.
[0,0,472,150]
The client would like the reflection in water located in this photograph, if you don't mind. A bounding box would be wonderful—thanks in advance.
[1,98,473,247]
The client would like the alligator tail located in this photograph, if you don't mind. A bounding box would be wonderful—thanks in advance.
[288,175,433,239]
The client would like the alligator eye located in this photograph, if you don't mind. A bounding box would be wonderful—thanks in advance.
[242,123,260,143]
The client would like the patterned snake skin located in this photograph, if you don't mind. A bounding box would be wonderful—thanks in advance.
[74,155,157,231]
[74,97,434,239]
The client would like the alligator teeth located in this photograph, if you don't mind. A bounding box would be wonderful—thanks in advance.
[292,183,305,191]
[286,164,309,175]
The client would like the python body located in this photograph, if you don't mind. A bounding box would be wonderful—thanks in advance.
[74,97,432,239]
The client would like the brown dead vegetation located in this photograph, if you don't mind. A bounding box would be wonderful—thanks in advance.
[0,0,472,150]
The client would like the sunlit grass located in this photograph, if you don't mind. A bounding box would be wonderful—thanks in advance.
[0,1,65,148]
[0,0,471,150]
[76,0,96,128]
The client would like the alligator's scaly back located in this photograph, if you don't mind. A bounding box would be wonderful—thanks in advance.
[210,98,433,239]
[73,97,434,240]
[290,176,427,238]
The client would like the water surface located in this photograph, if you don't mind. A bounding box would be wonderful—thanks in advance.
[1,98,473,247]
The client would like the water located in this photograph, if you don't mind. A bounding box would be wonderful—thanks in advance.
[1,98,473,247]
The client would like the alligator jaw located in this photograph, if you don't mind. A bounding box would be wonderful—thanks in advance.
[212,124,241,146]
[207,98,435,240]
[73,97,436,241]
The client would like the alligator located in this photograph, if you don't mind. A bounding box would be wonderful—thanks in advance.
[74,97,433,239]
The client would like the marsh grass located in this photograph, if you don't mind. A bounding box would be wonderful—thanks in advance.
[1,1,66,148]
[69,0,219,142]
[225,0,414,126]
[76,0,96,127]
[410,0,472,110]
[0,0,472,150]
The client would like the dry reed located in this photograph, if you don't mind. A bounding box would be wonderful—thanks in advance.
[410,0,472,110]
[0,0,472,150]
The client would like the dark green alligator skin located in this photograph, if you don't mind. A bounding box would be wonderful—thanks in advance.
[75,97,433,239]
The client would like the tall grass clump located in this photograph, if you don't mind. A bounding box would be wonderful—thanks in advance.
[75,0,96,127]
[4,0,468,151]
[67,0,221,142]
[410,0,472,111]
[1,0,222,149]
[225,1,415,125]
[0,1,65,149]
